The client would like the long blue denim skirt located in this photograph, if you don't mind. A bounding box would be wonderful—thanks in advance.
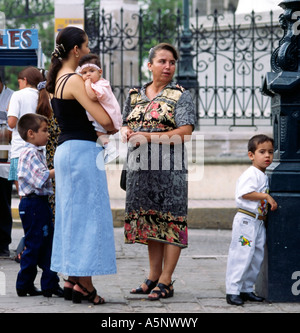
[50,140,117,276]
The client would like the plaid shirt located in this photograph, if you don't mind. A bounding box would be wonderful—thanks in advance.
[17,142,53,197]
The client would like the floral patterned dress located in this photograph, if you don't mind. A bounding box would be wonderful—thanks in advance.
[122,81,196,248]
[46,113,60,222]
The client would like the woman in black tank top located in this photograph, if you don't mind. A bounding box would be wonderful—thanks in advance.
[46,27,117,306]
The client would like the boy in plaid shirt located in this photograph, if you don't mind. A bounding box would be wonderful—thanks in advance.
[16,113,63,298]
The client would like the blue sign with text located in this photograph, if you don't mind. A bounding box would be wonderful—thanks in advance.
[0,29,38,49]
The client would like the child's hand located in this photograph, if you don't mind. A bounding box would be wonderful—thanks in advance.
[107,128,119,135]
[84,79,97,101]
[49,169,55,179]
[267,194,278,211]
[84,78,91,86]
[243,191,278,211]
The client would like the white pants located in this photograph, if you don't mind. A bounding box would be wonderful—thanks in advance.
[225,212,266,295]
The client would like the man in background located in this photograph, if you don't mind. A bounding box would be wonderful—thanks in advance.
[0,75,14,258]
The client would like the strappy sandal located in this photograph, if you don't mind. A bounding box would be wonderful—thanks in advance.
[63,279,76,300]
[130,278,159,294]
[72,283,105,305]
[148,281,174,301]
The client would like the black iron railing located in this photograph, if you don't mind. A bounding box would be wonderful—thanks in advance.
[85,7,283,129]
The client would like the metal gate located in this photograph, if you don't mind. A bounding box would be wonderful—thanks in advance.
[85,7,283,129]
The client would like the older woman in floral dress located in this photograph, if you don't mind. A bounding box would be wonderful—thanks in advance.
[121,43,196,300]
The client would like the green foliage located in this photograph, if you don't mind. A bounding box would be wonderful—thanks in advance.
[85,0,99,9]
[138,0,182,53]
[0,0,54,89]
[137,0,182,82]
[139,0,182,14]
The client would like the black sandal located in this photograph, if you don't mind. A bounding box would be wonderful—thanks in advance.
[130,278,158,294]
[148,281,174,301]
[72,283,105,305]
[63,279,76,301]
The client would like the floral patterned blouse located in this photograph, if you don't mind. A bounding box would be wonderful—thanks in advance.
[122,81,196,248]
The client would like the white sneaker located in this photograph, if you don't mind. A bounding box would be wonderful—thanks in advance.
[103,142,119,164]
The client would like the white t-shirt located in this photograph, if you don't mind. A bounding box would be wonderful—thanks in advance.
[0,86,14,178]
[7,87,39,159]
[235,165,269,216]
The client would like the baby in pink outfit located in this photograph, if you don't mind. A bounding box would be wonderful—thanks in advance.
[78,54,122,164]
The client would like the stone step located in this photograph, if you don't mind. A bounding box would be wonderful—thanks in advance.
[12,199,236,229]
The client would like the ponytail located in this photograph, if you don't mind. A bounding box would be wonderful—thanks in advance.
[46,26,87,94]
[36,81,52,118]
[46,57,62,94]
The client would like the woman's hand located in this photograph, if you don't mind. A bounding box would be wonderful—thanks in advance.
[127,131,148,147]
[120,126,133,143]
[126,125,193,146]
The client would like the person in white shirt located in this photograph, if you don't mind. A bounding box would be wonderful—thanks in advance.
[7,67,44,193]
[0,76,14,258]
[225,134,278,306]
[0,75,14,161]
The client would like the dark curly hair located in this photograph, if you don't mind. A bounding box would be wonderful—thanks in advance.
[79,53,101,68]
[248,134,274,153]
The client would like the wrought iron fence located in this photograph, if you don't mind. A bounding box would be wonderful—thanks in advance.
[85,7,283,129]
[193,10,284,128]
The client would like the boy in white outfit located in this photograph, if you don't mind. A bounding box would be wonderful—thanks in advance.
[225,134,278,306]
[78,54,122,164]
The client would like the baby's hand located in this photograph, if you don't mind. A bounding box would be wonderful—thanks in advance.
[107,129,119,135]
[84,78,91,86]
[49,169,55,179]
[84,79,97,100]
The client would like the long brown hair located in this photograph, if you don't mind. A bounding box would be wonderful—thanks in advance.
[18,66,52,119]
[46,26,87,94]
[36,69,52,119]
[36,84,52,118]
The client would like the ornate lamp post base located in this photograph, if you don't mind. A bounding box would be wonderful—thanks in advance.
[258,0,300,302]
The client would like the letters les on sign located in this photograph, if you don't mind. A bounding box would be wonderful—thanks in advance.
[0,29,38,49]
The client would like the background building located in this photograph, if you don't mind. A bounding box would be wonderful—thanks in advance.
[192,0,239,15]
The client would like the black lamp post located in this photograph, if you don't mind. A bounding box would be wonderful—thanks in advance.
[176,0,198,89]
[258,0,300,302]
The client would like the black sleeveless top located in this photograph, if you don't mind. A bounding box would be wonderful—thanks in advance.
[51,73,97,145]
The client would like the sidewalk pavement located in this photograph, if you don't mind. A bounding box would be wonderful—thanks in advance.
[1,225,300,316]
